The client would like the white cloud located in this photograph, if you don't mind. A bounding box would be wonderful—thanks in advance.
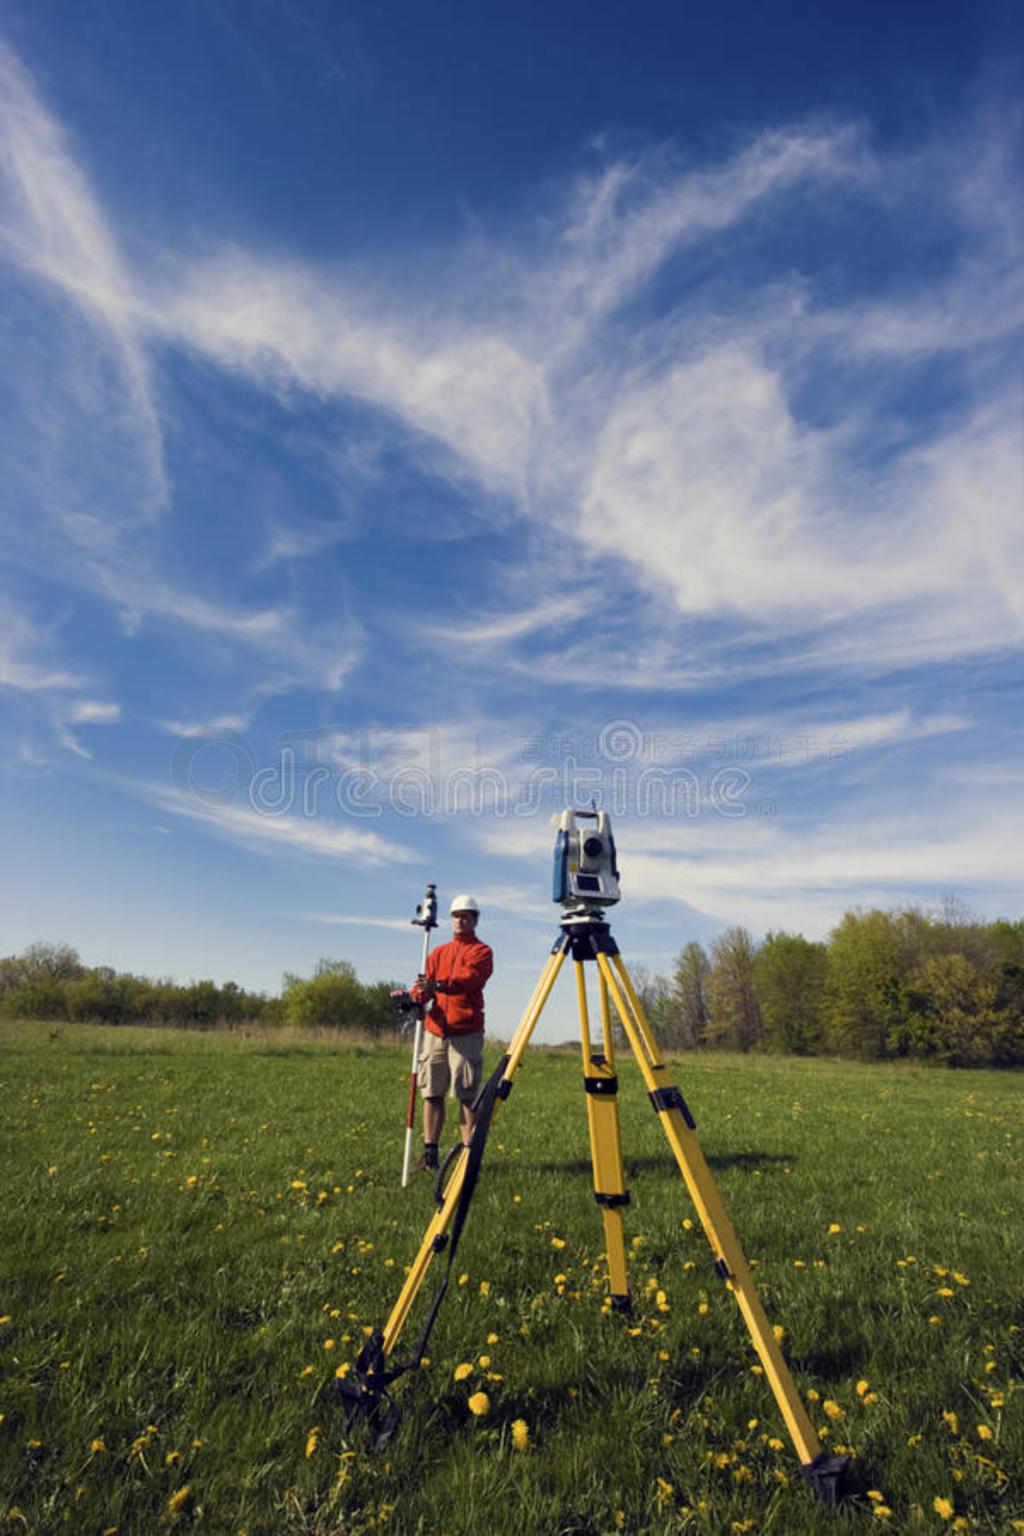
[294,913,419,932]
[0,37,166,519]
[154,713,252,738]
[68,700,121,724]
[540,124,870,352]
[623,806,1024,938]
[0,597,84,692]
[135,779,422,867]
[422,592,594,646]
[1,35,1021,721]
[159,252,551,501]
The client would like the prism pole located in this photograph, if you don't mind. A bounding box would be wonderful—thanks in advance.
[400,885,437,1188]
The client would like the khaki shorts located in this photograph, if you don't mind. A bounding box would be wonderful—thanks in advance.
[417,1030,484,1104]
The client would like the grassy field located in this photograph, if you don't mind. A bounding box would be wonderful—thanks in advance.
[0,1019,1021,1535]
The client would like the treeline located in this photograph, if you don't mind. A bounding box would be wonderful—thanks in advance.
[7,902,1024,1065]
[0,944,401,1036]
[636,904,1024,1067]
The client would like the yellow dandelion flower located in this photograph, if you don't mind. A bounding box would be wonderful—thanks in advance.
[167,1487,191,1515]
[933,1497,954,1520]
[937,1287,954,1298]
[305,1427,320,1458]
[976,1424,993,1440]
[334,1362,350,1378]
[89,1438,106,1454]
[655,1476,674,1506]
[453,1362,473,1381]
[467,1391,490,1417]
[551,1237,566,1250]
[856,1380,870,1396]
[824,1400,844,1421]
[827,1223,842,1235]
[479,1280,490,1297]
[511,1418,529,1451]
[943,1411,959,1435]
[872,1507,893,1520]
[867,1490,885,1502]
[487,1333,499,1344]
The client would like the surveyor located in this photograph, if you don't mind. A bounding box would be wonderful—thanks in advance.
[410,895,493,1171]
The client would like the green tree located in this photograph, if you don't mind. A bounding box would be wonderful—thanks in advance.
[705,928,762,1051]
[0,942,84,1003]
[822,910,907,1058]
[667,941,710,1049]
[280,959,383,1034]
[625,965,674,1049]
[901,952,1015,1065]
[752,932,827,1054]
[0,978,69,1020]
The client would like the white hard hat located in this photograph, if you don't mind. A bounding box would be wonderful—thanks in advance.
[449,893,480,915]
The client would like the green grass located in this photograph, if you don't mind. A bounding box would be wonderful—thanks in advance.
[0,1020,1021,1535]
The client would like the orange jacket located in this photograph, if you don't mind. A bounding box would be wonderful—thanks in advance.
[416,933,493,1037]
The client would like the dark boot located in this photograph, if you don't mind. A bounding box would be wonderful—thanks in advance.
[412,1143,438,1172]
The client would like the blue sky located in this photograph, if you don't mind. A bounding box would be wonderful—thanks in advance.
[1,0,1021,1042]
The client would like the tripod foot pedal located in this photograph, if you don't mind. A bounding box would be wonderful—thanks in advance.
[609,1292,631,1315]
[801,1451,850,1505]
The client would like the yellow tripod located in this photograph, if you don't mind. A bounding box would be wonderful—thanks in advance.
[339,907,849,1505]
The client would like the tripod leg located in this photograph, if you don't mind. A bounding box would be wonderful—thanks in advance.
[365,947,568,1366]
[574,961,631,1312]
[597,951,833,1480]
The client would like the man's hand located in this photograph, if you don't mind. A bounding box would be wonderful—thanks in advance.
[415,973,437,998]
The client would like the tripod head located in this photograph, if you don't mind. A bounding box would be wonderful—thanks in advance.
[552,808,620,909]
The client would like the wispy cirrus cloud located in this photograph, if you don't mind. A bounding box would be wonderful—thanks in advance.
[134,778,421,867]
[1,33,1020,739]
[0,595,84,693]
[0,39,361,709]
[0,37,166,521]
